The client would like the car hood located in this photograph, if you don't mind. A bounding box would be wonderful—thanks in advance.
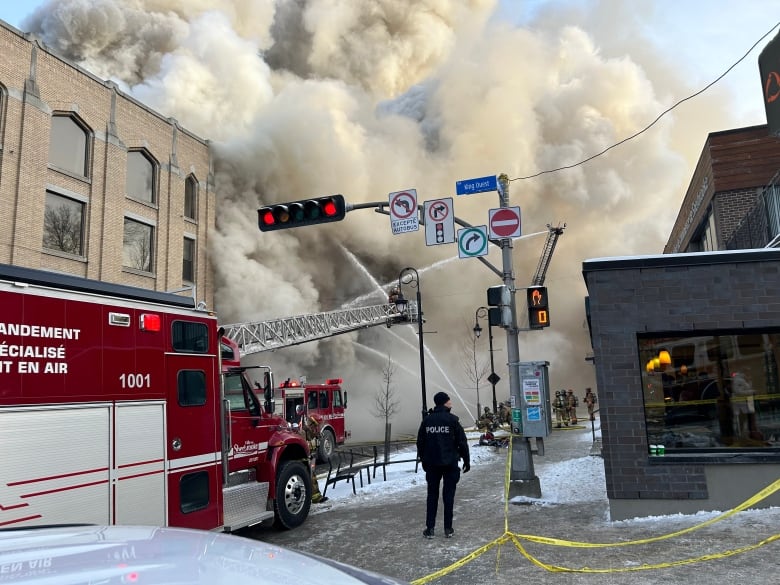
[0,525,409,585]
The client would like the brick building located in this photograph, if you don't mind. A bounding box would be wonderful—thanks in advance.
[584,125,780,519]
[0,20,215,309]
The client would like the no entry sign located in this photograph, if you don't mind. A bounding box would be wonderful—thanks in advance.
[489,207,521,239]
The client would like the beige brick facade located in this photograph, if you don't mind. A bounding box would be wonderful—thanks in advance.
[0,21,215,310]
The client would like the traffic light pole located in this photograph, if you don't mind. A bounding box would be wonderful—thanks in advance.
[497,174,541,498]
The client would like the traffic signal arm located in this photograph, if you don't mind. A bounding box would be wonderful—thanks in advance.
[258,195,346,231]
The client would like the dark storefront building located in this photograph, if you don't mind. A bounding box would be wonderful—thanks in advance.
[584,125,780,519]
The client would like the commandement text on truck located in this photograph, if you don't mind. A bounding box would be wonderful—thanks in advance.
[0,264,312,532]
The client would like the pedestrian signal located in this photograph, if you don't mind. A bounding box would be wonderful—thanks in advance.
[258,195,346,231]
[527,286,550,329]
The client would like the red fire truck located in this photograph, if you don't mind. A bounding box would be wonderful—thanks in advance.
[276,377,350,462]
[0,264,312,532]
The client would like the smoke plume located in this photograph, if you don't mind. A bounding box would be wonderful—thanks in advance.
[23,0,746,440]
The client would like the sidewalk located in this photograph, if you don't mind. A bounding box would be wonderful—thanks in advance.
[244,423,780,585]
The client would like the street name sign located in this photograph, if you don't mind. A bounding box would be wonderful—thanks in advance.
[456,175,497,196]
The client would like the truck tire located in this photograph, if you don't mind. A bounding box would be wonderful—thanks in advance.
[273,460,311,529]
[317,428,336,463]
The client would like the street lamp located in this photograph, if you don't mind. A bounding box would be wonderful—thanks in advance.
[474,306,498,414]
[395,267,428,419]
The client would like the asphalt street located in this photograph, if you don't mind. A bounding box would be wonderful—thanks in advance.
[242,423,780,585]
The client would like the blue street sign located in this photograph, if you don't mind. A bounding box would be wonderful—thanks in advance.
[456,175,497,196]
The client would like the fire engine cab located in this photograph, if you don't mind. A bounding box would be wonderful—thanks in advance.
[0,263,312,532]
[277,377,350,462]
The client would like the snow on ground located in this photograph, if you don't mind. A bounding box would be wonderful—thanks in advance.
[312,425,780,528]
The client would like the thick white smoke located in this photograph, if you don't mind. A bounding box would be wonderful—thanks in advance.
[22,0,749,440]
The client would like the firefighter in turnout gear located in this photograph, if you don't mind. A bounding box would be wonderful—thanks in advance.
[296,404,328,504]
[498,402,511,427]
[476,406,497,432]
[553,390,569,428]
[566,389,579,424]
[584,388,597,421]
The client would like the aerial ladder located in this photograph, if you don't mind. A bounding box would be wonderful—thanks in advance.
[531,223,566,286]
[220,302,416,357]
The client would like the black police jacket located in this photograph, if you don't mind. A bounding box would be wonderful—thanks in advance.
[417,405,470,468]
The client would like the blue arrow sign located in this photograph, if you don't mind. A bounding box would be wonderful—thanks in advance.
[456,175,497,196]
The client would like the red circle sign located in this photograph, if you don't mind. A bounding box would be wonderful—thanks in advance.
[490,209,520,237]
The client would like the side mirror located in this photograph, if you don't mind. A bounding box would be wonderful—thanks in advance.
[344,391,348,408]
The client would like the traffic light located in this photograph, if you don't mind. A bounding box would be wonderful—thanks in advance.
[487,285,511,328]
[527,286,550,329]
[258,195,346,231]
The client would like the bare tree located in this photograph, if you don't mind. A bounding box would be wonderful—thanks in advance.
[43,201,82,254]
[371,353,400,463]
[459,319,490,423]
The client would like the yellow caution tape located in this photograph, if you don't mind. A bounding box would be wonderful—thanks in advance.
[411,433,780,583]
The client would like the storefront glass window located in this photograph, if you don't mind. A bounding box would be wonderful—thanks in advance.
[639,331,780,452]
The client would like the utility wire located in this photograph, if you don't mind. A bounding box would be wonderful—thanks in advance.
[509,21,780,182]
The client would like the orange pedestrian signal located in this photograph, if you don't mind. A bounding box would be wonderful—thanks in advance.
[527,286,550,329]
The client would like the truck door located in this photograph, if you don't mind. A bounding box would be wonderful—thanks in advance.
[165,320,221,530]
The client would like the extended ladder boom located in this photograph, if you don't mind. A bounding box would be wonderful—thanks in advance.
[221,302,415,356]
[531,223,566,286]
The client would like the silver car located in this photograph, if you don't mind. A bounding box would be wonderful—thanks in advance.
[0,525,410,584]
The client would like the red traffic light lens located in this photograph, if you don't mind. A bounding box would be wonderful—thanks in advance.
[322,199,337,217]
[260,209,275,226]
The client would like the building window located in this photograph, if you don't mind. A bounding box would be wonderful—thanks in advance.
[43,191,85,256]
[123,217,154,272]
[183,237,195,283]
[639,330,780,453]
[126,150,156,204]
[49,114,90,177]
[184,176,198,220]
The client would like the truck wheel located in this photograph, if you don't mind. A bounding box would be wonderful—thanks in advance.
[317,429,336,463]
[273,460,311,529]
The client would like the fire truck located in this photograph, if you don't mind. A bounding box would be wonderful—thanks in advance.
[276,377,350,462]
[0,263,312,532]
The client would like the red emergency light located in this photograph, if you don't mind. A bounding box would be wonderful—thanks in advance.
[140,313,161,332]
[326,378,343,385]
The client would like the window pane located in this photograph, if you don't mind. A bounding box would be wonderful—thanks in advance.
[49,115,88,176]
[43,192,84,255]
[178,370,206,407]
[185,177,197,220]
[126,151,155,203]
[172,321,208,353]
[183,237,195,282]
[639,331,780,452]
[123,218,154,272]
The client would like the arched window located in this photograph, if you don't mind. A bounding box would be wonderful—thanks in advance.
[126,150,156,204]
[184,175,198,221]
[49,114,90,177]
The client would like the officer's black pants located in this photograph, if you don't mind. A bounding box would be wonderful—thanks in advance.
[425,465,460,530]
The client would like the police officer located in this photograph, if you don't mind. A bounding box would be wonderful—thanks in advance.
[417,392,470,539]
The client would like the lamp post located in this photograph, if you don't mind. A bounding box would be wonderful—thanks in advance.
[474,306,498,414]
[395,267,427,419]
